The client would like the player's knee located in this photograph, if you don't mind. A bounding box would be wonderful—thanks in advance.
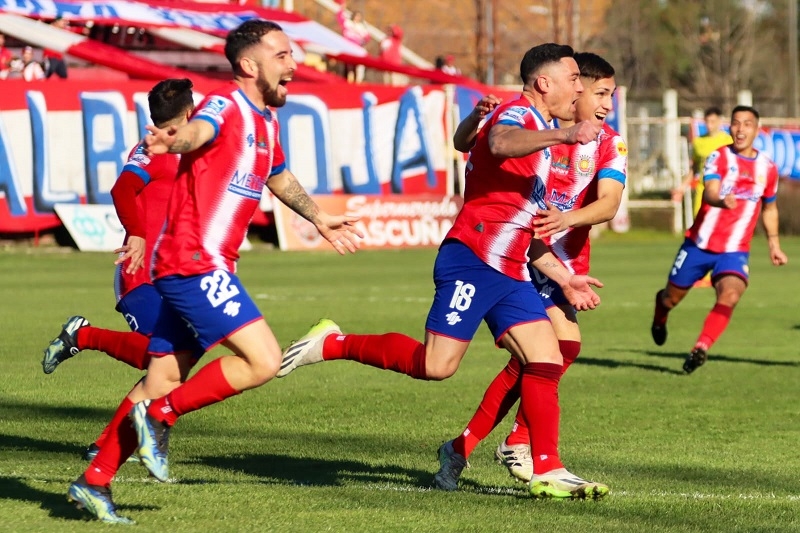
[424,358,459,380]
[249,352,281,385]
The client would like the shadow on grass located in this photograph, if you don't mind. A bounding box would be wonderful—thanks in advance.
[575,355,684,375]
[191,452,500,494]
[0,399,112,424]
[633,349,800,368]
[0,433,85,456]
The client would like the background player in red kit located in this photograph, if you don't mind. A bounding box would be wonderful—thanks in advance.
[438,52,627,485]
[67,20,362,524]
[278,43,610,500]
[651,105,788,374]
[43,78,195,462]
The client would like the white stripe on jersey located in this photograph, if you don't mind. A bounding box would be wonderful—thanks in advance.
[203,91,257,272]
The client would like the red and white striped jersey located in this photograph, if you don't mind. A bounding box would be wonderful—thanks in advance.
[153,84,286,278]
[687,146,778,253]
[545,123,627,274]
[113,142,179,300]
[446,95,553,281]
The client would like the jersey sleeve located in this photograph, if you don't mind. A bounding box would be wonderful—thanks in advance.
[111,170,147,237]
[495,105,529,128]
[192,95,235,144]
[763,163,779,204]
[702,148,725,182]
[269,117,286,177]
[596,134,628,185]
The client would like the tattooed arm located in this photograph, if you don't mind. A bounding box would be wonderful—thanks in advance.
[268,169,363,254]
[528,238,603,311]
[144,119,215,155]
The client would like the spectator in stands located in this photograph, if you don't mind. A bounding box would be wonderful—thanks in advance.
[337,1,370,83]
[440,54,460,76]
[44,17,69,79]
[0,32,13,80]
[379,24,403,85]
[9,46,45,81]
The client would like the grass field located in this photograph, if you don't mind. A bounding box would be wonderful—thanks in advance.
[1,232,799,532]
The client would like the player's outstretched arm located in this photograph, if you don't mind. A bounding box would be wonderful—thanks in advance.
[144,119,215,156]
[267,169,363,255]
[528,239,602,311]
[453,94,502,153]
[702,178,736,209]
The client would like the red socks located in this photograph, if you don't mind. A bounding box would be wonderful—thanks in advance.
[84,397,136,487]
[695,303,733,350]
[519,362,563,475]
[76,327,151,370]
[452,358,521,458]
[323,333,428,380]
[147,358,239,426]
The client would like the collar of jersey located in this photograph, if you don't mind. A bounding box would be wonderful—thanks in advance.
[237,88,274,118]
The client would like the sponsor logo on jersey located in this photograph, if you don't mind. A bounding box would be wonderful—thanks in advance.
[530,175,548,209]
[500,106,528,124]
[198,97,228,120]
[550,154,570,174]
[616,140,628,156]
[228,169,266,200]
[548,189,578,210]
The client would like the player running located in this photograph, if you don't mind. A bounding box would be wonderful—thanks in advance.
[651,105,788,374]
[434,52,626,487]
[278,43,610,500]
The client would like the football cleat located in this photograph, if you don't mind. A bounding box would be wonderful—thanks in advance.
[42,315,89,374]
[277,319,341,378]
[529,468,609,500]
[67,474,134,524]
[495,441,533,483]
[433,440,468,491]
[650,291,667,346]
[83,443,140,464]
[683,346,708,374]
[130,400,171,482]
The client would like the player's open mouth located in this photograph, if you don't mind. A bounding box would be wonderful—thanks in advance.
[595,113,606,120]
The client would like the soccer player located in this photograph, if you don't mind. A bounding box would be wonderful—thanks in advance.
[42,78,196,463]
[278,43,610,500]
[66,20,362,524]
[673,107,734,287]
[436,52,626,486]
[651,105,788,374]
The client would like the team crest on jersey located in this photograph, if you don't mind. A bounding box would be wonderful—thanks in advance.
[228,169,266,200]
[575,155,595,178]
[615,140,628,156]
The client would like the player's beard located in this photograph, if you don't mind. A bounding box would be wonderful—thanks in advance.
[258,76,286,108]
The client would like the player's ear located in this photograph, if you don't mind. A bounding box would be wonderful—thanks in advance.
[534,74,550,93]
[240,56,257,77]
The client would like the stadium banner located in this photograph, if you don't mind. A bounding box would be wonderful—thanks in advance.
[0,80,488,235]
[272,194,464,251]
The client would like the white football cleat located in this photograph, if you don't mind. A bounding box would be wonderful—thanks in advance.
[278,319,341,378]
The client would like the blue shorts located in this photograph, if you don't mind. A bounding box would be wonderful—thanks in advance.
[116,284,162,335]
[425,240,549,343]
[528,266,571,310]
[667,238,750,289]
[148,270,263,357]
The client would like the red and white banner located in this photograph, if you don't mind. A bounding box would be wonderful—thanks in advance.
[273,194,463,251]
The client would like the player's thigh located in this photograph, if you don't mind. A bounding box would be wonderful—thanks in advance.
[486,284,558,364]
[221,319,282,372]
[714,273,748,306]
[667,239,714,289]
[425,241,509,342]
[711,251,750,286]
[116,284,162,335]
[547,304,580,342]
[503,320,561,365]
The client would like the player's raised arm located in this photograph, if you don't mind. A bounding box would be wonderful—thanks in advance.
[453,94,502,153]
[144,119,215,155]
[267,168,363,255]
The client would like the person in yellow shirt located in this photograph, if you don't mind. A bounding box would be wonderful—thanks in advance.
[673,107,734,214]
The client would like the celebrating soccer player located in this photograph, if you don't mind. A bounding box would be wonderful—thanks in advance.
[66,20,362,524]
[278,43,610,500]
[651,105,788,374]
[433,52,626,486]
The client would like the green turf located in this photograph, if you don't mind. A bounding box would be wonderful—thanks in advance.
[1,233,799,532]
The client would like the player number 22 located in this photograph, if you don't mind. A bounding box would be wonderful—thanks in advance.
[449,280,476,311]
[200,270,241,308]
